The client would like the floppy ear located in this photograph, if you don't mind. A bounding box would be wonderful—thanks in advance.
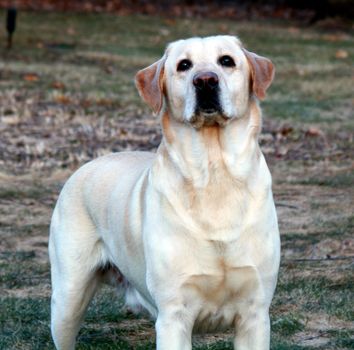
[135,57,166,115]
[242,49,275,100]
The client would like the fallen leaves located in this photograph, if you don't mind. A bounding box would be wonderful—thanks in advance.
[1,77,351,173]
[1,85,351,175]
[50,93,119,109]
[53,94,72,104]
[259,120,353,163]
[309,238,354,260]
[0,90,160,174]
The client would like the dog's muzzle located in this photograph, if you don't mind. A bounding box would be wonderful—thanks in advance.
[189,71,228,128]
[193,71,222,115]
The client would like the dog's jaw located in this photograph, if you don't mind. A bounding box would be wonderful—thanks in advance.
[187,111,231,129]
[182,78,246,129]
[184,92,233,129]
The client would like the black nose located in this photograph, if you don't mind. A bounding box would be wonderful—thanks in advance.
[193,72,219,90]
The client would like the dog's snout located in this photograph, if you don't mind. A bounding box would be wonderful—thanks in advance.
[193,72,219,90]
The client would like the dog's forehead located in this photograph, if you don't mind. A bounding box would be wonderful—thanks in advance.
[166,35,243,61]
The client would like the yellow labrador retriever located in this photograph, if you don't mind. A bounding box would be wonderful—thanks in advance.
[49,35,280,350]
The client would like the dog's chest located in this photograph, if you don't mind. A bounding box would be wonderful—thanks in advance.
[175,166,252,233]
[182,248,261,333]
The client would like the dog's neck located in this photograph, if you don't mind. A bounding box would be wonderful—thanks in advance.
[155,98,263,188]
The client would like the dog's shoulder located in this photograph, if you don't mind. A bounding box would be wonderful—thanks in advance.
[58,151,156,204]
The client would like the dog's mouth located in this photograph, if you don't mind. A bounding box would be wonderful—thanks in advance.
[196,90,222,115]
[189,71,229,128]
[194,72,222,114]
[190,91,229,128]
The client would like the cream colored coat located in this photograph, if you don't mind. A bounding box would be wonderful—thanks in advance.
[49,35,280,350]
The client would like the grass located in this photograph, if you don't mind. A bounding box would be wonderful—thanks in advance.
[0,10,353,350]
[295,170,354,188]
[0,186,48,200]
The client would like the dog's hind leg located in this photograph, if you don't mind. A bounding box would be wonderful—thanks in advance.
[49,207,107,350]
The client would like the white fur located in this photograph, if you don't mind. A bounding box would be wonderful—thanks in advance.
[164,36,249,124]
[49,35,280,350]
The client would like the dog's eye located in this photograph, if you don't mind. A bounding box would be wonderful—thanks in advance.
[177,59,192,72]
[218,55,236,68]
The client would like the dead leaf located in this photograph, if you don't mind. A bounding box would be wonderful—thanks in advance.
[97,98,113,106]
[323,34,347,42]
[23,73,39,82]
[80,99,91,108]
[287,27,300,34]
[104,65,114,74]
[335,49,348,59]
[163,19,176,25]
[279,125,294,137]
[51,81,65,90]
[305,127,324,137]
[54,95,72,104]
[218,24,229,33]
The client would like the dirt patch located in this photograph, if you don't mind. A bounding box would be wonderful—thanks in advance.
[294,314,354,348]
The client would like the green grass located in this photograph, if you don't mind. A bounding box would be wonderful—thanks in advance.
[275,274,353,320]
[0,297,51,350]
[272,315,305,336]
[0,251,49,289]
[0,186,48,200]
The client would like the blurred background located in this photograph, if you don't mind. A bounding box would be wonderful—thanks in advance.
[0,1,353,349]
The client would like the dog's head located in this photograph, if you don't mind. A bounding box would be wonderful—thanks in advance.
[136,35,274,128]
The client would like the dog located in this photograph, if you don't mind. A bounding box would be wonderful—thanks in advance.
[49,35,280,350]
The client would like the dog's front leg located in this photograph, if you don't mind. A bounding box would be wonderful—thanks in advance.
[233,308,270,350]
[155,306,193,350]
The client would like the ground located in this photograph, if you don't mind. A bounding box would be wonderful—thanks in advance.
[0,11,353,350]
